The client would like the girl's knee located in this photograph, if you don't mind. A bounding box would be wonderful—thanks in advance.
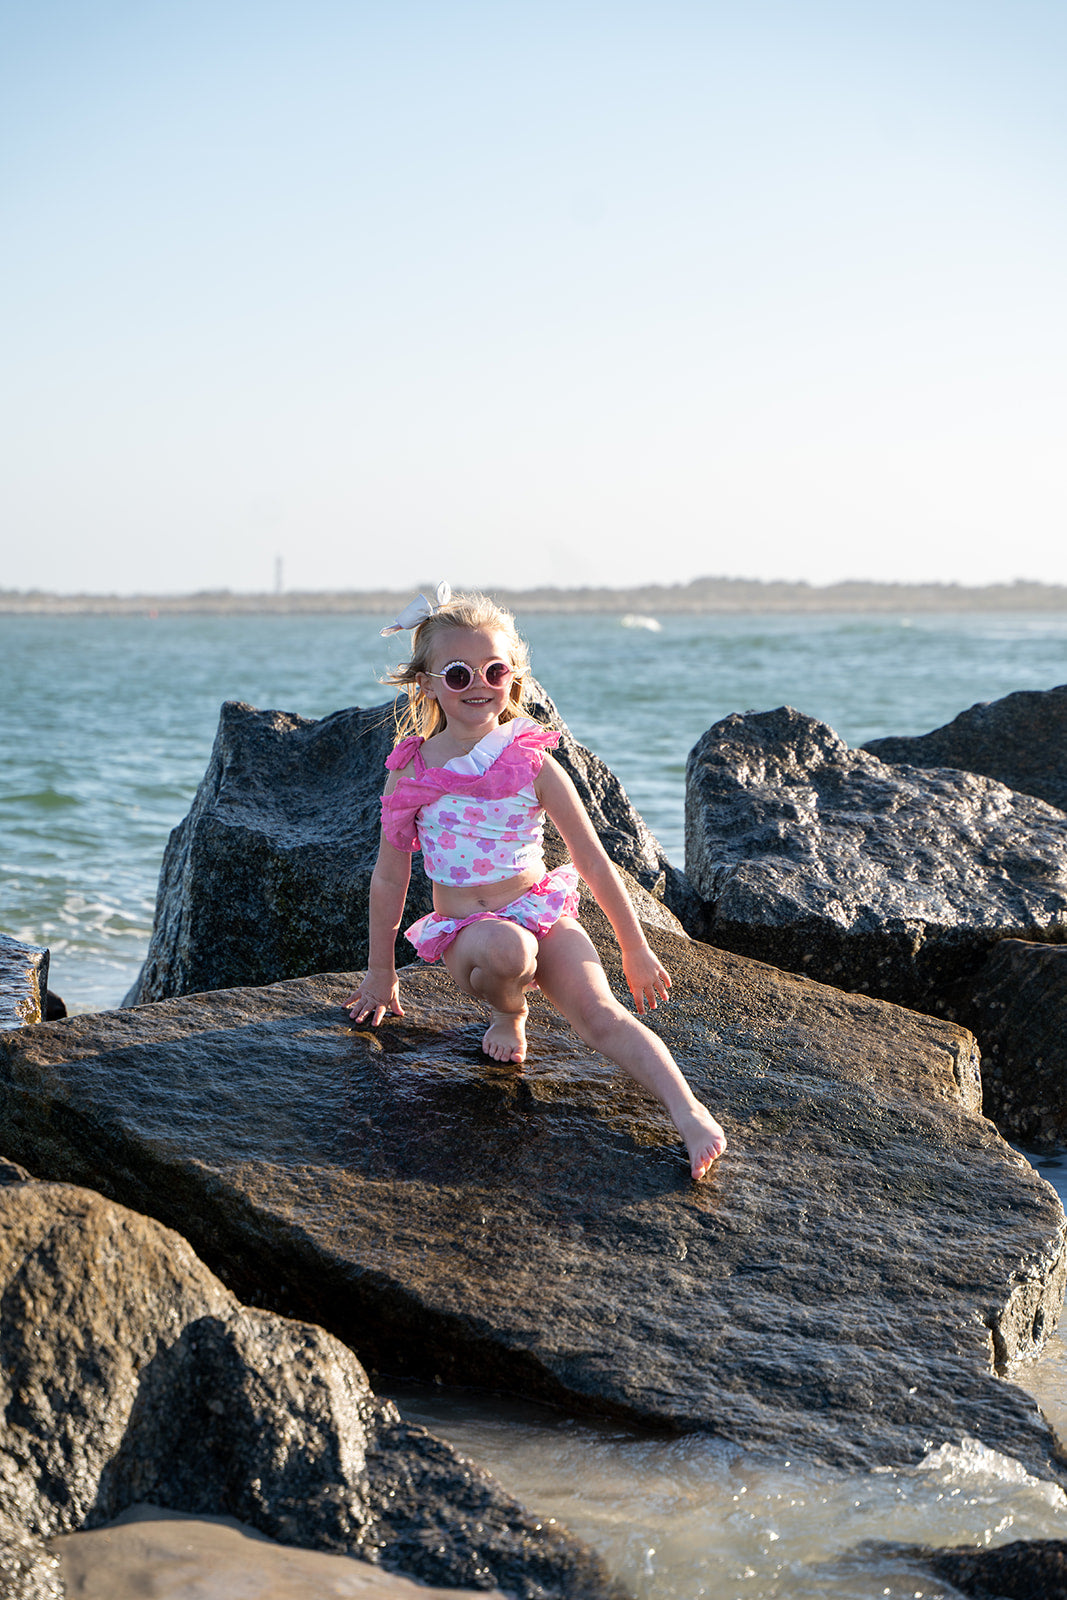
[571,993,630,1051]
[477,922,538,982]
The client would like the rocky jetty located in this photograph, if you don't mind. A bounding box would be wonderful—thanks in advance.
[2,905,1063,1481]
[124,688,674,1005]
[0,933,49,1029]
[864,683,1067,815]
[0,1163,623,1600]
[683,706,1067,1015]
[942,940,1067,1151]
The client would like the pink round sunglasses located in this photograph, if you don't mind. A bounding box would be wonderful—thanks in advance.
[425,659,514,693]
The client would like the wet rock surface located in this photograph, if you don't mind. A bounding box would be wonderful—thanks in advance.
[2,912,1063,1481]
[124,689,675,1006]
[0,1173,623,1600]
[864,683,1067,815]
[0,934,49,1030]
[683,706,1067,1013]
[911,1537,1067,1599]
[943,940,1067,1152]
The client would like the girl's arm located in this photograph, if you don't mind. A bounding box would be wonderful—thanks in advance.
[344,772,413,1025]
[534,754,670,1015]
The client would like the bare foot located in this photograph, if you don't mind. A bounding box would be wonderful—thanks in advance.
[482,1006,528,1064]
[679,1105,727,1180]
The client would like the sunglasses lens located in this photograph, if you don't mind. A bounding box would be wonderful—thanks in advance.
[484,661,512,687]
[442,663,474,691]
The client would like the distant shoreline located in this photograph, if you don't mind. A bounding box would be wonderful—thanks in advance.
[3,578,1067,615]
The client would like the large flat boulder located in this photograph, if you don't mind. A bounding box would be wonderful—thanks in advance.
[1,910,1063,1481]
[683,706,1067,1014]
[125,688,676,1006]
[0,1169,622,1600]
[864,683,1067,815]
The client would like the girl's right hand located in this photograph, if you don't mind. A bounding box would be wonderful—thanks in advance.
[343,968,404,1027]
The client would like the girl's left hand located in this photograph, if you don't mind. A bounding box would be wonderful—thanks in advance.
[622,945,672,1015]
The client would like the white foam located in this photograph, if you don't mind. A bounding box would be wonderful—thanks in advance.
[917,1435,1064,1497]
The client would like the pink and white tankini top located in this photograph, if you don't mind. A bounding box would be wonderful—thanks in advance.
[380,716,561,887]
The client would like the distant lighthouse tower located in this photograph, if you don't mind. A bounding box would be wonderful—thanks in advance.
[274,556,284,595]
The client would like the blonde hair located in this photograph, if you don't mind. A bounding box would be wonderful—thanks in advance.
[386,591,531,742]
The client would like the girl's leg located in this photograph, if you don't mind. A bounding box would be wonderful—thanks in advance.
[533,918,727,1179]
[442,917,540,1064]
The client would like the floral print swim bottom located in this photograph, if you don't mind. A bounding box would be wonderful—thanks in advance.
[404,862,581,963]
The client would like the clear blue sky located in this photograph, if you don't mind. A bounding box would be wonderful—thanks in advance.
[2,1,1065,594]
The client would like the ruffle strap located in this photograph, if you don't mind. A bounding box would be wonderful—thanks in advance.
[380,723,560,852]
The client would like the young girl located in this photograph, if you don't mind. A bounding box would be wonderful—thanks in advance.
[344,589,727,1180]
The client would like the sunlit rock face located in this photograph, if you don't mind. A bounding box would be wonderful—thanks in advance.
[122,700,421,1006]
[863,683,1067,816]
[683,706,1067,1015]
[2,902,1063,1483]
[0,933,49,1029]
[0,1170,624,1600]
[123,685,675,1007]
[0,1505,63,1600]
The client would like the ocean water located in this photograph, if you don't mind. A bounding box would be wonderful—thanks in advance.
[4,607,1067,1013]
[5,606,1067,1597]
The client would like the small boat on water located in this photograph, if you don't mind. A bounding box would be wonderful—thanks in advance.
[620,614,662,631]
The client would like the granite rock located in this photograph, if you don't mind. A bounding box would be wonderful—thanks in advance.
[122,701,428,1006]
[683,706,1067,1014]
[942,940,1067,1152]
[124,687,677,1007]
[914,1537,1067,1599]
[864,684,1067,815]
[0,935,49,1030]
[0,1511,62,1600]
[0,1174,623,1599]
[1,910,1063,1480]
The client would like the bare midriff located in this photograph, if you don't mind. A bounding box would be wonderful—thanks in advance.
[431,866,542,920]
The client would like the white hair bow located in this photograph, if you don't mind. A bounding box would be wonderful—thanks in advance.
[380,581,452,636]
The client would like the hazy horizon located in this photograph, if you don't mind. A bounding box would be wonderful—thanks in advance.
[5,573,1067,611]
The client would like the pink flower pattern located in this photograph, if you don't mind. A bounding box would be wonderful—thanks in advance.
[423,795,542,874]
